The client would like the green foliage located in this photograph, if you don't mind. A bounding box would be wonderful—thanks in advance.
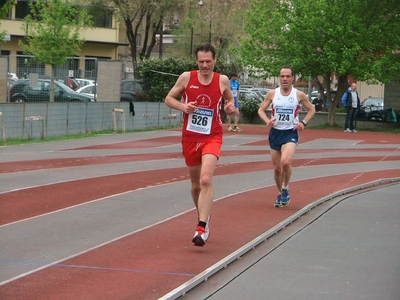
[241,0,400,83]
[0,0,14,41]
[19,0,93,67]
[0,0,13,18]
[240,97,261,123]
[139,57,196,102]
[138,57,241,102]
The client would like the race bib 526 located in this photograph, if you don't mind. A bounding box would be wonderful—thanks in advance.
[186,107,214,135]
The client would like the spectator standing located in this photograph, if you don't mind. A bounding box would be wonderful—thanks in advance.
[227,74,241,131]
[312,93,324,112]
[342,83,361,132]
[164,43,235,246]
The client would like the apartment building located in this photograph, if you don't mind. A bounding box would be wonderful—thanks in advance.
[0,0,129,79]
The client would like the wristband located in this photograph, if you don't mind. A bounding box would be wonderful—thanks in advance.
[301,120,307,126]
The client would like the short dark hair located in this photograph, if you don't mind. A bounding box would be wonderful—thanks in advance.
[231,74,238,78]
[195,43,216,59]
[280,65,294,77]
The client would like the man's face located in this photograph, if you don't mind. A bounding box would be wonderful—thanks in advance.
[351,83,357,91]
[197,51,216,75]
[279,68,293,88]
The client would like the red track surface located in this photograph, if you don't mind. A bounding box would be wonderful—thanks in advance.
[0,127,399,299]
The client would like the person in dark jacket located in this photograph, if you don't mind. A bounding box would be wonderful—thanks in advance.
[312,93,324,112]
[341,83,360,132]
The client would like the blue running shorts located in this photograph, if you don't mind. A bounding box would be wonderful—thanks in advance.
[268,127,299,150]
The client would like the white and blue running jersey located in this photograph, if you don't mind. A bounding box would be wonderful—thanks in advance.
[271,87,301,130]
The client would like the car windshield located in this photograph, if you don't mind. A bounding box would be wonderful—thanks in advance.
[82,85,96,93]
[362,98,383,107]
[56,81,77,93]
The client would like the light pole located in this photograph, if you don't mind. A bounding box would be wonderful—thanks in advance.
[198,0,211,43]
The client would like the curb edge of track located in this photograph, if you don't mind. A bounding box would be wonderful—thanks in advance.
[159,177,400,300]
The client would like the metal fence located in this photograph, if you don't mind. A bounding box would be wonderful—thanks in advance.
[7,55,98,101]
[0,102,182,140]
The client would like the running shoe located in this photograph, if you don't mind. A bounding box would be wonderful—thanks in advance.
[233,126,242,132]
[280,188,290,206]
[344,128,352,132]
[204,215,211,241]
[274,193,282,208]
[192,226,206,246]
[352,130,357,133]
[228,126,233,131]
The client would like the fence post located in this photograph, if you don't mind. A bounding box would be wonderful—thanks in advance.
[112,108,125,134]
[0,112,6,142]
[162,112,178,128]
[24,115,44,139]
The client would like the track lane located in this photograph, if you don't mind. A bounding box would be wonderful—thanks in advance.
[0,128,399,299]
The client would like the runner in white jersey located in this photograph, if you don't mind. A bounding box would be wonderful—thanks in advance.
[271,87,300,130]
[258,66,315,208]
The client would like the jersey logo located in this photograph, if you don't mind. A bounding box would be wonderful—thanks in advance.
[196,94,212,107]
[189,85,200,89]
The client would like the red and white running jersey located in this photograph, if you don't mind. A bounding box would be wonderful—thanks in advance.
[181,70,223,142]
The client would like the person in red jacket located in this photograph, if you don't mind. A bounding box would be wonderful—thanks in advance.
[165,43,235,246]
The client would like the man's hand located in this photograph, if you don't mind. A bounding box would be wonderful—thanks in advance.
[224,101,236,115]
[184,102,197,114]
[267,118,276,128]
[294,122,305,131]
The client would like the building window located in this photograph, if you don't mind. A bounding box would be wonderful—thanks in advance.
[0,0,11,18]
[15,0,32,20]
[93,10,113,28]
[86,5,113,28]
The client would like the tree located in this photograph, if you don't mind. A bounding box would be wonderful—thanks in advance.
[108,0,184,76]
[19,0,92,102]
[240,0,400,125]
[0,0,14,42]
[168,0,248,65]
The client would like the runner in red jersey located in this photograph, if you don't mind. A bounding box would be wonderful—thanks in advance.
[165,43,235,246]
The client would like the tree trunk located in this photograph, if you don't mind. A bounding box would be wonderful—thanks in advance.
[125,18,137,67]
[146,17,162,59]
[328,74,348,126]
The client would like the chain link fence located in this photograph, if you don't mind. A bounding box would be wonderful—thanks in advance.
[7,55,98,101]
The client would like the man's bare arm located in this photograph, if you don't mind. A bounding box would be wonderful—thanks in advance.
[165,72,198,114]
[258,89,275,127]
[220,75,236,115]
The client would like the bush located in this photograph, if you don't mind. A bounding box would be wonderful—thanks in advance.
[240,98,261,123]
[139,58,243,102]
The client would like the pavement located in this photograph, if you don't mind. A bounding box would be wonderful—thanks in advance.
[0,125,399,300]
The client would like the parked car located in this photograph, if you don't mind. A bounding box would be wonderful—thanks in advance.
[120,79,144,101]
[57,77,81,90]
[361,96,384,112]
[250,87,270,97]
[356,97,386,121]
[76,78,95,87]
[9,79,94,102]
[76,83,97,100]
[7,73,18,88]
[239,89,264,103]
[307,90,319,101]
[8,72,18,82]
